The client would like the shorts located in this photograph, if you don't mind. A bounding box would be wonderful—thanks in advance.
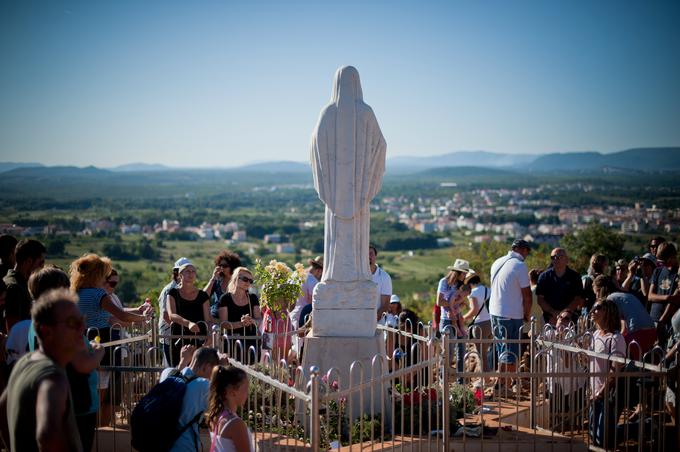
[491,316,523,364]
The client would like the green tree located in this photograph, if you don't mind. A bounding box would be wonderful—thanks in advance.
[46,238,68,256]
[561,224,626,273]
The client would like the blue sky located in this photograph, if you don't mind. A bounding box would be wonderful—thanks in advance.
[1,0,679,168]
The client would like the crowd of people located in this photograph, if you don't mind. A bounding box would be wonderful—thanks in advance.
[432,237,679,448]
[0,231,677,450]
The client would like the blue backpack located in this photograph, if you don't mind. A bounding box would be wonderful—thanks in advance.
[130,369,200,451]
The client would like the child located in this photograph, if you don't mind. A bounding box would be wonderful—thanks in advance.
[447,284,471,383]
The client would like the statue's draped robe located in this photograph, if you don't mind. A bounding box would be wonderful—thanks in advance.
[311,66,387,282]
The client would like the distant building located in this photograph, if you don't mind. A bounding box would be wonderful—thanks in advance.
[264,233,282,244]
[232,230,247,242]
[437,237,453,247]
[416,222,436,233]
[198,224,215,240]
[276,243,295,253]
[120,224,142,234]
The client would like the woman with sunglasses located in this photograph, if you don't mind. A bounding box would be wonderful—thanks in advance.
[167,262,212,365]
[70,254,149,444]
[204,250,242,319]
[588,298,626,448]
[218,267,261,363]
[104,267,151,329]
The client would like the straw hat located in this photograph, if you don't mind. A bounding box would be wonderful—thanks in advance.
[447,258,470,272]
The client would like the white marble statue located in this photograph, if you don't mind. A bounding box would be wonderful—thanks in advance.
[310,66,387,283]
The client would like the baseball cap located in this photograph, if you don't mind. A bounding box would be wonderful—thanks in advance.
[390,294,401,304]
[173,257,191,270]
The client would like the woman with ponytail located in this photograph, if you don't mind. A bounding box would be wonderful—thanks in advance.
[206,365,252,452]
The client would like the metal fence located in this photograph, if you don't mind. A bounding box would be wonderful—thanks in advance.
[90,317,679,451]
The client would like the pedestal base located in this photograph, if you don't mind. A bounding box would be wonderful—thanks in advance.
[312,279,378,337]
[302,333,390,422]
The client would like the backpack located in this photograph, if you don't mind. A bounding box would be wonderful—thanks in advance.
[130,369,201,452]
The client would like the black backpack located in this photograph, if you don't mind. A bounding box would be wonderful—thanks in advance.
[130,369,201,451]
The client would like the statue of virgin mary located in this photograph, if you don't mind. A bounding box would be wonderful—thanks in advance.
[310,66,387,282]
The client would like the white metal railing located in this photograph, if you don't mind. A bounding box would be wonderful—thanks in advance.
[91,316,678,451]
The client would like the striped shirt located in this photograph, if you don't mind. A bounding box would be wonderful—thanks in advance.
[77,287,110,329]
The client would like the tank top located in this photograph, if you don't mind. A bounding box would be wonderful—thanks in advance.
[6,353,82,452]
[169,288,209,335]
[210,410,254,452]
[218,292,260,337]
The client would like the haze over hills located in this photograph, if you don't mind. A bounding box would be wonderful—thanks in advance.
[0,147,680,193]
[1,147,679,200]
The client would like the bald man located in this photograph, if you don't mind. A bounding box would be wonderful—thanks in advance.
[536,248,585,325]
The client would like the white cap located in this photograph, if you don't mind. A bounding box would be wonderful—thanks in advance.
[390,294,401,304]
[173,257,191,270]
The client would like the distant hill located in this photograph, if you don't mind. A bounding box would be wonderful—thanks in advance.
[0,162,43,173]
[416,166,520,178]
[3,165,112,181]
[110,163,173,172]
[528,148,680,171]
[388,151,534,173]
[1,147,679,199]
[236,161,310,173]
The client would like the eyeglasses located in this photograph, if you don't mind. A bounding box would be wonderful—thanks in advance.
[55,315,86,330]
[238,276,254,284]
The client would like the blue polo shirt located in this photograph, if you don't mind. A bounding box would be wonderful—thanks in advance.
[160,367,209,452]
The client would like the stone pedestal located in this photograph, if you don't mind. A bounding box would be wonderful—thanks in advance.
[302,334,390,422]
[312,279,378,337]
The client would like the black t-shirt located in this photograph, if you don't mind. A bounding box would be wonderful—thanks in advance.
[168,288,209,334]
[218,292,259,337]
[650,266,679,322]
[3,269,32,325]
[536,267,584,321]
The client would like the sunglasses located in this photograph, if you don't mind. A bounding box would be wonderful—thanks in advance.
[219,263,230,268]
[591,305,604,313]
[56,315,86,330]
[238,276,254,284]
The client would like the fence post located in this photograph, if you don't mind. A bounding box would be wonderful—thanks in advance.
[529,316,536,430]
[150,314,158,367]
[442,330,450,451]
[310,366,321,451]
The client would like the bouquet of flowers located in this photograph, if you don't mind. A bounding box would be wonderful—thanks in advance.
[253,259,305,316]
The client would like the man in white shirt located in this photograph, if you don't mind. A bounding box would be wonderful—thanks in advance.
[370,245,392,321]
[489,239,532,377]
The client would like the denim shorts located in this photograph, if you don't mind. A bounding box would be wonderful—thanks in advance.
[491,316,523,364]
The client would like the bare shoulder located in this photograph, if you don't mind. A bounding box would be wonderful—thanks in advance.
[39,371,69,391]
[220,415,248,438]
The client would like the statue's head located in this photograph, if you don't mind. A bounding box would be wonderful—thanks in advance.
[332,66,363,104]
